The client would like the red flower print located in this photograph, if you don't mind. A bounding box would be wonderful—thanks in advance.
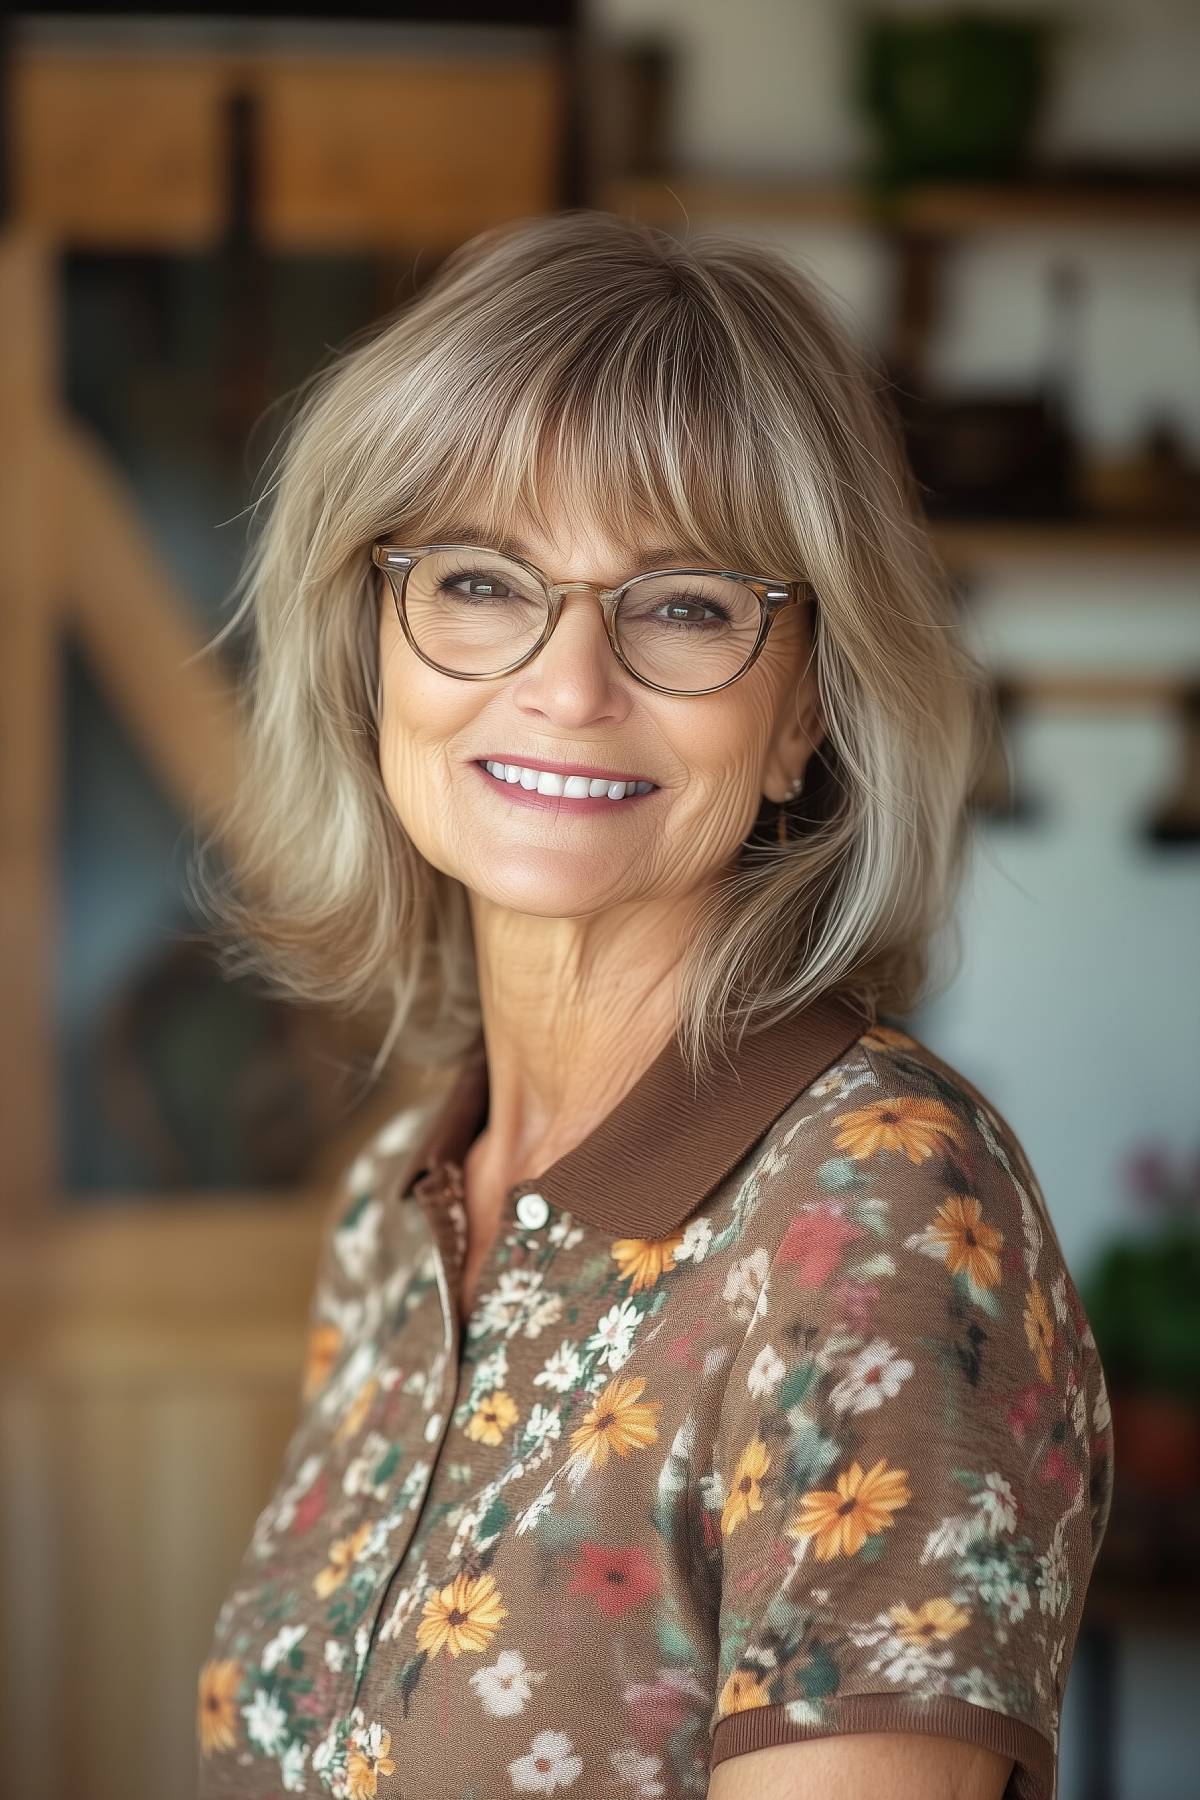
[623,1669,708,1751]
[565,1542,661,1619]
[1007,1384,1042,1442]
[776,1206,862,1288]
[835,1278,880,1330]
[292,1472,329,1536]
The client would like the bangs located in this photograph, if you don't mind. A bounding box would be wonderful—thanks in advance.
[379,274,804,580]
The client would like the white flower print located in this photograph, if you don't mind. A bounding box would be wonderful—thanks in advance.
[509,1729,583,1792]
[587,1301,641,1369]
[333,1197,382,1283]
[970,1473,1018,1537]
[701,1343,730,1381]
[920,1513,980,1564]
[1050,1270,1070,1325]
[280,1739,309,1793]
[310,1719,338,1780]
[674,1217,712,1263]
[955,1665,1007,1709]
[746,1343,786,1398]
[847,1613,954,1687]
[523,1291,565,1338]
[243,1687,288,1755]
[261,1622,307,1672]
[1094,1378,1111,1433]
[343,1430,392,1500]
[1071,1385,1088,1438]
[533,1340,583,1392]
[827,1338,915,1413]
[515,1486,557,1535]
[547,1216,584,1249]
[611,1744,666,1796]
[474,1268,546,1335]
[1018,1183,1043,1280]
[379,1571,429,1643]
[1037,1519,1071,1619]
[724,1247,771,1325]
[324,1636,348,1671]
[525,1402,562,1444]
[474,1345,510,1393]
[470,1648,548,1717]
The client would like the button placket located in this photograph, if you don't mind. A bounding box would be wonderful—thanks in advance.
[343,1185,463,1715]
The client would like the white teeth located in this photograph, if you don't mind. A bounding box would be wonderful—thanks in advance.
[482,760,654,799]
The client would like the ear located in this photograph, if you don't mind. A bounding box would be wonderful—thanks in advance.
[764,687,826,805]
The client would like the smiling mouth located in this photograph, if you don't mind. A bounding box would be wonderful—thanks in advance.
[475,759,657,801]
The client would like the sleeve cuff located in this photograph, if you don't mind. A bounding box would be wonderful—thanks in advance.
[709,1692,1055,1800]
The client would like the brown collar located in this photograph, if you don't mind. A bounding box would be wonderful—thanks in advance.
[400,988,874,1240]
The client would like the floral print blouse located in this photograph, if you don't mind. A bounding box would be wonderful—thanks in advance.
[197,990,1114,1800]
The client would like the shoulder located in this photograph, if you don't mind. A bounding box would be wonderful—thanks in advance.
[750,1017,1064,1299]
[723,1013,1115,1555]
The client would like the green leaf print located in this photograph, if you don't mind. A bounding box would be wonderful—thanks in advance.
[657,1614,699,1662]
[795,1640,839,1700]
[395,1648,428,1717]
[477,1494,511,1541]
[778,1359,818,1410]
[856,1530,888,1563]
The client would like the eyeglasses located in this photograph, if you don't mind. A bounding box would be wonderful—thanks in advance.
[371,542,816,697]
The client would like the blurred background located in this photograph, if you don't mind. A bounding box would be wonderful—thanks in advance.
[1,2,1197,1796]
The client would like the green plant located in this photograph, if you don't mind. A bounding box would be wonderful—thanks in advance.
[1081,1144,1200,1406]
[854,10,1057,187]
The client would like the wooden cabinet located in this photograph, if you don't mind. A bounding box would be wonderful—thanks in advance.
[258,55,564,249]
[11,54,229,249]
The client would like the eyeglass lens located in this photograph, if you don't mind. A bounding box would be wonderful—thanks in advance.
[399,549,763,691]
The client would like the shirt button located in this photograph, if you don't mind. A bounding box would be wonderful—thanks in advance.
[515,1190,550,1229]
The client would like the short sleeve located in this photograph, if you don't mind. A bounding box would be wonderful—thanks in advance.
[706,1037,1114,1800]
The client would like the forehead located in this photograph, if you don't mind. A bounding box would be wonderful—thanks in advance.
[431,506,710,578]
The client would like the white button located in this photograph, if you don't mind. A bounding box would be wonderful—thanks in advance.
[515,1190,550,1229]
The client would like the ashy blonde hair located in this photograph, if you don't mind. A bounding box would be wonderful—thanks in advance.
[190,208,998,1090]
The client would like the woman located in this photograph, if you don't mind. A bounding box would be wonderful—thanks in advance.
[194,211,1113,1800]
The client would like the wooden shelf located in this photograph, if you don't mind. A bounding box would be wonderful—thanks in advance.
[930,517,1200,569]
[604,174,1200,233]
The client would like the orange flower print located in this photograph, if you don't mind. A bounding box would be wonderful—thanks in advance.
[336,1373,379,1442]
[787,1457,912,1560]
[862,1024,918,1055]
[568,1374,661,1469]
[197,1657,241,1756]
[415,1570,508,1658]
[346,1720,397,1798]
[721,1437,770,1536]
[889,1597,971,1644]
[302,1321,342,1400]
[717,1668,771,1715]
[313,1519,374,1598]
[465,1388,520,1446]
[832,1095,962,1164]
[1025,1278,1055,1381]
[926,1193,1004,1290]
[610,1231,687,1292]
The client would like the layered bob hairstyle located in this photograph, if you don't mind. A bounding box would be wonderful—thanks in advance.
[191,208,998,1089]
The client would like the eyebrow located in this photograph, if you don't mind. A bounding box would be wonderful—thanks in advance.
[433,524,702,576]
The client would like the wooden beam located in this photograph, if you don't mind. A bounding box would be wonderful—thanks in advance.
[56,421,244,846]
[0,233,59,1219]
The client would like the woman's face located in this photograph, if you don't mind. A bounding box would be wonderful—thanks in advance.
[376,509,821,920]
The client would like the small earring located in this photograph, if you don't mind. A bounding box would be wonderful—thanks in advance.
[776,772,805,845]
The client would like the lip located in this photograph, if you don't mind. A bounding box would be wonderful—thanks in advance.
[471,755,657,786]
[470,759,659,814]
